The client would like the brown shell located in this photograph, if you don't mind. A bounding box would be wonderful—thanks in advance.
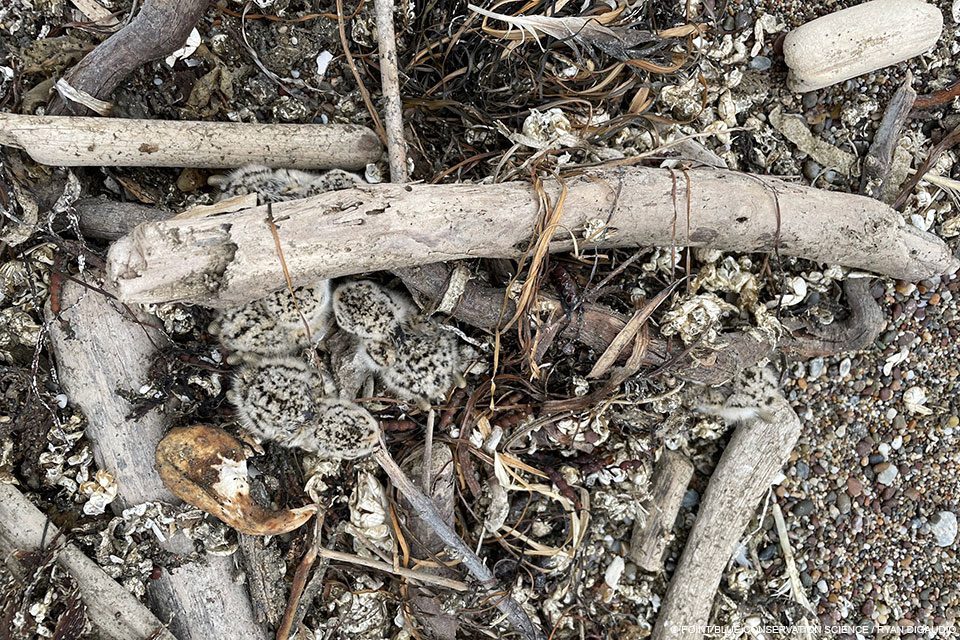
[155,425,316,535]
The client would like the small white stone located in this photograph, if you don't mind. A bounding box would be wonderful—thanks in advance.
[604,556,625,590]
[316,51,334,77]
[931,511,958,547]
[838,357,852,378]
[877,464,898,485]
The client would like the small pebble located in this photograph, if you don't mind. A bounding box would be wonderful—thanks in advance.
[837,493,852,514]
[847,477,863,497]
[682,489,700,509]
[875,463,899,485]
[930,511,958,547]
[794,499,816,518]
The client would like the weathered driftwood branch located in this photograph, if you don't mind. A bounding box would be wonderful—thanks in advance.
[0,114,382,170]
[45,280,266,640]
[0,483,177,640]
[781,277,885,359]
[46,0,208,116]
[630,450,694,573]
[106,167,958,308]
[373,0,409,182]
[859,74,916,200]
[652,396,803,640]
[402,262,790,386]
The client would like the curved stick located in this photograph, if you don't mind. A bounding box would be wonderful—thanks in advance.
[47,0,208,116]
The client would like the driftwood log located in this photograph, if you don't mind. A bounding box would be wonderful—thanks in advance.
[0,114,382,170]
[45,0,208,116]
[0,483,177,640]
[630,450,694,573]
[652,396,804,640]
[105,166,958,308]
[45,280,266,640]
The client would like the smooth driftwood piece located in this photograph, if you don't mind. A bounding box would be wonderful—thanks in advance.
[0,483,177,640]
[45,280,266,640]
[106,166,958,308]
[46,0,208,116]
[630,450,694,573]
[652,396,803,640]
[783,0,943,93]
[0,114,382,170]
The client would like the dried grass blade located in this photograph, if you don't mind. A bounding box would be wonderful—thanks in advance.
[587,277,685,379]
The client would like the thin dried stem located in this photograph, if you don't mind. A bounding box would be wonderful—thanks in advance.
[276,513,324,640]
[337,0,386,144]
[422,408,435,493]
[315,548,469,591]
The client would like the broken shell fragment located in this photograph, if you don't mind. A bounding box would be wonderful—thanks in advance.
[155,424,317,535]
[783,0,943,92]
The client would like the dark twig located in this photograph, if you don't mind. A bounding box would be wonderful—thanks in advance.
[912,80,960,111]
[893,123,960,210]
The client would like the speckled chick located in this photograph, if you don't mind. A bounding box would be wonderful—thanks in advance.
[362,317,464,409]
[331,280,411,341]
[210,281,332,356]
[212,165,363,204]
[697,364,781,424]
[302,398,380,459]
[229,356,378,459]
[228,355,334,447]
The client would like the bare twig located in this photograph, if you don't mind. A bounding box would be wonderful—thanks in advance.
[770,501,815,615]
[422,408,436,493]
[276,514,324,640]
[912,79,960,111]
[893,123,960,210]
[336,0,386,143]
[374,440,545,640]
[860,73,916,200]
[315,548,469,591]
